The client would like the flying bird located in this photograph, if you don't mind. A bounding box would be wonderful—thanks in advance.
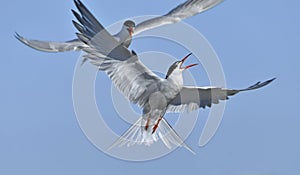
[16,0,224,53]
[15,0,275,152]
[72,17,274,151]
[16,2,274,152]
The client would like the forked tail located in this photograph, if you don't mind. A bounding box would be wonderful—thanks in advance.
[108,117,195,154]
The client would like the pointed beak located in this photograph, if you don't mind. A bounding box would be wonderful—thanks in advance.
[184,63,198,69]
[180,53,192,63]
[127,27,134,36]
[180,53,198,69]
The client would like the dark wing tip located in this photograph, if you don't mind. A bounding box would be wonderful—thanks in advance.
[76,33,89,44]
[267,77,277,83]
[14,32,22,39]
[131,50,137,55]
[256,77,276,88]
[73,0,81,9]
[74,0,89,15]
[14,32,27,44]
[72,20,84,33]
[243,78,276,91]
[71,9,82,23]
[71,9,77,15]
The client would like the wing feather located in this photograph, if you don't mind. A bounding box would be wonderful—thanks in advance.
[96,55,162,106]
[168,78,276,112]
[15,0,106,53]
[134,0,224,35]
[73,1,162,107]
[15,33,83,52]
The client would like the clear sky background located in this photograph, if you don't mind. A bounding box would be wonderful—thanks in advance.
[1,0,300,174]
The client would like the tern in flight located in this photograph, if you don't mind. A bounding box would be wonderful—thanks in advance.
[16,0,224,53]
[16,0,275,152]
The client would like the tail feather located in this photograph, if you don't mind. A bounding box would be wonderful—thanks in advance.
[113,118,142,148]
[108,118,195,154]
[159,119,195,154]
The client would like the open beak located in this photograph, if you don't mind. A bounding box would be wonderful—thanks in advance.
[180,53,198,69]
[127,27,134,36]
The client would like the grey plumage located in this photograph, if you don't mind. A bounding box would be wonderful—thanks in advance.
[72,5,197,151]
[15,0,224,52]
[134,0,224,35]
[15,0,275,152]
[15,33,83,52]
[168,78,276,112]
[73,11,275,150]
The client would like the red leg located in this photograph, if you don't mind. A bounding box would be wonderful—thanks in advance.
[152,117,162,134]
[145,117,150,131]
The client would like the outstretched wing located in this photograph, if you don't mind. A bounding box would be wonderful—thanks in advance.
[15,0,105,53]
[73,0,162,107]
[134,0,224,35]
[15,33,82,52]
[168,78,276,112]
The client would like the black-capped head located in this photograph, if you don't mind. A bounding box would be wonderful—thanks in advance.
[165,53,198,79]
[124,20,136,36]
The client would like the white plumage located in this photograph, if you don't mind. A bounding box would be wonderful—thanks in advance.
[16,0,275,153]
[15,0,224,52]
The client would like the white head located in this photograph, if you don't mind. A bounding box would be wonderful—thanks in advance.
[165,53,198,80]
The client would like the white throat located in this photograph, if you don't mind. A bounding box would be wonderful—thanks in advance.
[167,69,184,89]
[115,26,131,44]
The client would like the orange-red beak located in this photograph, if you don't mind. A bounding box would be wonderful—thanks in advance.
[127,27,134,36]
[180,53,198,69]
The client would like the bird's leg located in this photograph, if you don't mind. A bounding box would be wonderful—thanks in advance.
[152,116,163,134]
[145,117,150,131]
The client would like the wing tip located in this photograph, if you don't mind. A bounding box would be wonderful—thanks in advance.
[243,77,276,91]
[267,77,277,83]
[131,50,137,55]
[14,32,24,42]
[14,32,32,48]
[256,77,276,88]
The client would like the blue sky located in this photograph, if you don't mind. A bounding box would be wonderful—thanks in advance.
[1,0,300,174]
